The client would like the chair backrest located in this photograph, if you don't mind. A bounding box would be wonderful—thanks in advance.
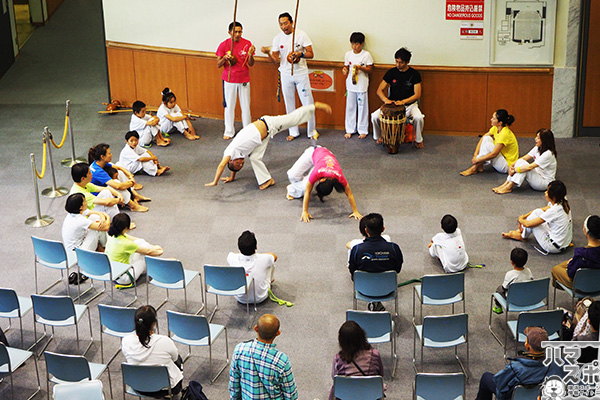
[415,372,465,400]
[354,271,397,298]
[53,380,104,400]
[422,313,468,344]
[346,310,392,341]
[506,278,550,308]
[0,343,12,371]
[573,268,600,295]
[511,384,541,400]
[334,375,384,400]
[0,287,19,314]
[98,304,136,336]
[76,248,111,277]
[31,294,76,322]
[146,256,185,285]
[516,309,563,341]
[204,265,247,291]
[167,310,210,342]
[421,273,464,301]
[121,363,171,393]
[31,236,67,266]
[45,351,92,382]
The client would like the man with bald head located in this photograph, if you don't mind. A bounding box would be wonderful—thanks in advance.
[229,314,298,399]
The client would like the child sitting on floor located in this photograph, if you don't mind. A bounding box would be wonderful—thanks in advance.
[130,100,169,147]
[428,214,468,273]
[118,131,170,176]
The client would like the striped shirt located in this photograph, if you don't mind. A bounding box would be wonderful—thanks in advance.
[229,339,298,400]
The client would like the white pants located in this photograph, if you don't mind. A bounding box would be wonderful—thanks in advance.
[161,112,189,134]
[371,102,424,143]
[345,91,369,135]
[521,209,562,254]
[138,125,160,147]
[506,159,549,191]
[94,189,119,218]
[250,105,317,185]
[286,147,316,198]
[117,157,157,176]
[223,81,251,138]
[478,136,508,173]
[114,238,150,285]
[280,73,315,138]
[116,170,132,205]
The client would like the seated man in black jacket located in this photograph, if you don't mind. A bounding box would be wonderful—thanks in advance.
[348,213,403,311]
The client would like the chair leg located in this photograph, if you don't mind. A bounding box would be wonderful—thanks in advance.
[488,295,503,346]
[208,294,219,323]
[107,366,113,399]
[28,356,41,400]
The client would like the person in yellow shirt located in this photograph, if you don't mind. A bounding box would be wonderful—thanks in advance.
[460,109,519,176]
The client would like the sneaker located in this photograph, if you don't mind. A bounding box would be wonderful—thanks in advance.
[368,301,386,312]
[492,305,503,314]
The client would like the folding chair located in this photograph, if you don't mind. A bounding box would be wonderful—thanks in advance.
[413,272,464,322]
[506,309,562,356]
[98,304,135,365]
[121,363,172,399]
[553,268,600,309]
[0,287,33,348]
[353,271,398,316]
[0,342,41,400]
[146,256,203,314]
[31,236,75,297]
[333,375,384,400]
[53,380,104,400]
[45,351,111,400]
[414,372,465,400]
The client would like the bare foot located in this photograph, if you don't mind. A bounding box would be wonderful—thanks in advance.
[286,193,294,200]
[259,178,275,190]
[376,138,383,145]
[314,101,332,114]
[344,133,352,139]
[358,134,367,139]
[286,135,296,141]
[129,203,149,213]
[460,166,479,176]
[223,136,232,140]
[501,230,525,241]
[415,141,424,149]
[129,222,136,230]
[157,166,171,176]
[494,186,512,194]
[135,195,152,202]
[133,183,143,190]
[157,138,170,147]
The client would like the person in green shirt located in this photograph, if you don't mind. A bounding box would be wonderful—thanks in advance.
[69,162,124,218]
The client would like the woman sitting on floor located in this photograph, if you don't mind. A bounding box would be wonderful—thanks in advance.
[493,128,557,194]
[502,180,573,254]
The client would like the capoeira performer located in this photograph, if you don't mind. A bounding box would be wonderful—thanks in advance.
[205,102,332,190]
[286,146,362,223]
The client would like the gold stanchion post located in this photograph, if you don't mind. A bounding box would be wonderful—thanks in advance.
[61,100,86,167]
[25,153,54,227]
[42,127,69,197]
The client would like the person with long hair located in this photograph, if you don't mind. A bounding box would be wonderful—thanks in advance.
[105,213,163,287]
[88,143,149,212]
[157,87,198,140]
[502,180,573,254]
[493,129,557,194]
[329,321,384,400]
[460,109,518,176]
[121,305,183,397]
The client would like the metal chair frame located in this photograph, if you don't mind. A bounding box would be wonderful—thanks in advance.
[0,287,33,348]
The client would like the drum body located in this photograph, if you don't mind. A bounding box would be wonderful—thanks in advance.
[379,104,406,154]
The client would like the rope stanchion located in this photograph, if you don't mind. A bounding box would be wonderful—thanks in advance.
[48,114,69,148]
[25,153,54,227]
[33,134,48,180]
[41,127,69,198]
[61,100,86,167]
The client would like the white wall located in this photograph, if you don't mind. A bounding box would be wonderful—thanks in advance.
[102,0,568,67]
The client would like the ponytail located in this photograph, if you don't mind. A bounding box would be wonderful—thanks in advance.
[108,212,130,237]
[134,305,157,347]
[547,180,570,215]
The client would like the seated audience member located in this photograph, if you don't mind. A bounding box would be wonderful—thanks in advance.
[118,131,170,176]
[348,213,403,311]
[121,305,183,397]
[493,248,533,314]
[130,100,169,147]
[227,230,277,304]
[475,327,565,400]
[88,143,149,212]
[61,193,110,266]
[573,300,600,364]
[502,180,573,254]
[552,215,600,289]
[329,320,384,400]
[105,213,163,288]
[493,128,557,194]
[69,162,123,218]
[346,215,391,261]
[428,214,468,273]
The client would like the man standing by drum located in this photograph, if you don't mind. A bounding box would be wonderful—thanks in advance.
[216,22,255,140]
[371,48,424,149]
[261,12,315,141]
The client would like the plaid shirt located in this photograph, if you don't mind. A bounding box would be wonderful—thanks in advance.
[229,339,298,400]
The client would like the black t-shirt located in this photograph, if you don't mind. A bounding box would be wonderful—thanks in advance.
[383,66,422,102]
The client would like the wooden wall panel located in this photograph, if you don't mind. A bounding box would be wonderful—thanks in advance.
[247,62,286,119]
[133,51,188,111]
[106,48,136,107]
[186,57,223,118]
[582,0,600,126]
[487,74,553,135]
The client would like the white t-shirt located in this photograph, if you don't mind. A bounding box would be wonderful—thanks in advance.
[344,49,373,93]
[122,333,183,387]
[272,29,312,75]
[430,228,469,273]
[157,103,181,127]
[223,124,262,160]
[540,203,573,248]
[527,147,557,184]
[227,252,275,304]
[502,267,534,290]
[119,144,149,174]
[61,211,92,254]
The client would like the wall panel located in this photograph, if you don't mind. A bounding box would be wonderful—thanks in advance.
[133,51,188,111]
[106,47,136,107]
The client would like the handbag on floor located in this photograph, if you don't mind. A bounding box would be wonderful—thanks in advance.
[180,380,209,400]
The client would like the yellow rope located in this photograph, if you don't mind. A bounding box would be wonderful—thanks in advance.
[49,115,69,148]
[34,139,48,179]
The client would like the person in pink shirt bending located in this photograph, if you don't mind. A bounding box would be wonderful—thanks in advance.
[286,146,362,223]
[216,21,255,140]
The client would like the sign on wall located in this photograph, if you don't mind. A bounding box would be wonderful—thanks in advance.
[446,0,485,20]
[308,69,335,92]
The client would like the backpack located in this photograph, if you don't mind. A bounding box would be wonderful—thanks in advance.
[180,380,209,400]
